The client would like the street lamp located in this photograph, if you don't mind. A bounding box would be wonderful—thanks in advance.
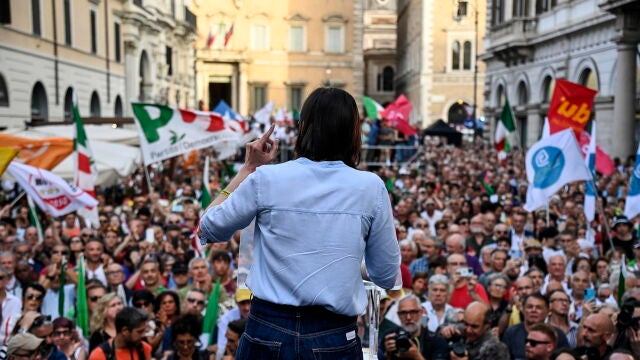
[453,0,480,142]
[323,67,332,87]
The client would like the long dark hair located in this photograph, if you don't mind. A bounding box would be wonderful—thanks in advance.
[294,87,361,168]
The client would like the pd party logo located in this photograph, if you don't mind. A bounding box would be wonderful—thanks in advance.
[532,146,564,189]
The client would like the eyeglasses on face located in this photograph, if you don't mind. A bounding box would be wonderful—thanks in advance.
[89,296,101,302]
[397,309,421,317]
[53,330,71,337]
[106,270,123,276]
[525,338,551,347]
[186,297,206,306]
[26,293,44,301]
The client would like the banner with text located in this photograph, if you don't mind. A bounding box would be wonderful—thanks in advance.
[547,79,597,135]
[131,103,242,165]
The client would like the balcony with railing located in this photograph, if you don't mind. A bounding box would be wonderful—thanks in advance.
[486,17,537,65]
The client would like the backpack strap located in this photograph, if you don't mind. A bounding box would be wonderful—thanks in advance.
[98,339,115,360]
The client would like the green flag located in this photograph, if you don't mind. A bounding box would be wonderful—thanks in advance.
[362,96,384,120]
[58,260,66,317]
[202,278,221,346]
[201,156,212,209]
[76,255,90,337]
[494,100,516,152]
[27,195,44,243]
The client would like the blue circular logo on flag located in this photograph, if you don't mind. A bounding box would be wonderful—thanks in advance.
[630,163,640,196]
[532,146,564,189]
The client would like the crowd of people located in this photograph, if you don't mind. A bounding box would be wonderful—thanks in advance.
[0,110,639,360]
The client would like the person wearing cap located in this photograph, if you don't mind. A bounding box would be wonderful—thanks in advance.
[6,333,47,360]
[170,262,190,291]
[199,88,400,358]
[606,215,637,260]
[215,288,252,359]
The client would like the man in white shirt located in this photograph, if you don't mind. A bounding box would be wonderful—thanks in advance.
[0,265,21,324]
[84,238,107,286]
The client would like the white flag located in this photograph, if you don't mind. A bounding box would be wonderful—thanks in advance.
[7,162,98,217]
[524,129,592,212]
[624,141,640,219]
[584,123,597,222]
[254,101,274,126]
[541,117,550,139]
[131,103,242,165]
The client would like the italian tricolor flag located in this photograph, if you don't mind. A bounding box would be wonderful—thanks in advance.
[495,100,516,153]
[73,94,99,226]
[362,96,384,120]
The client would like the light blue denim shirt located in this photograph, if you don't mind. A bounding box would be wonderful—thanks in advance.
[200,157,400,316]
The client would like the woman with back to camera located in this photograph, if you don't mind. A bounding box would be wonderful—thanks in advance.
[198,87,400,359]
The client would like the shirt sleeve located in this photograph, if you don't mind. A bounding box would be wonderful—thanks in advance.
[200,172,259,243]
[364,183,400,290]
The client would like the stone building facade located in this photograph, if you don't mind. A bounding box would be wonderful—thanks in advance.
[0,0,196,127]
[482,0,640,158]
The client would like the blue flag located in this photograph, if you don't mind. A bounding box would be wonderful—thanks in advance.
[213,100,241,120]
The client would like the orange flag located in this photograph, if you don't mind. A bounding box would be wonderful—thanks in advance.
[0,147,19,176]
[0,134,73,170]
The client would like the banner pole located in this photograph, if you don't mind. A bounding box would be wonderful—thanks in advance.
[2,192,26,216]
[144,163,153,194]
[592,178,615,255]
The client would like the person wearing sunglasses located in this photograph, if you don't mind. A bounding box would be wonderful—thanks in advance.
[524,323,557,360]
[52,317,87,360]
[166,313,205,360]
[161,289,207,357]
[503,293,570,360]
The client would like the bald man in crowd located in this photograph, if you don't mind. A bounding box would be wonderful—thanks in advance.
[580,313,614,359]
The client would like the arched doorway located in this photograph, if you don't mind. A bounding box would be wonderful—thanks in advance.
[90,91,101,117]
[139,50,151,101]
[31,82,48,121]
[114,96,123,117]
[63,87,74,119]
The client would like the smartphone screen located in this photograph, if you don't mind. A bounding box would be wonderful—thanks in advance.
[584,288,595,302]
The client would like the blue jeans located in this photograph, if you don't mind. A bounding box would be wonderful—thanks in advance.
[236,297,363,360]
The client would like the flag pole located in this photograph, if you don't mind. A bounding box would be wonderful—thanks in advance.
[143,163,154,194]
[6,191,25,209]
[546,201,550,226]
[593,178,615,255]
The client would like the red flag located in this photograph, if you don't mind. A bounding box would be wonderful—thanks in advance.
[206,27,215,48]
[224,23,234,47]
[577,130,615,176]
[382,95,417,136]
[548,79,597,135]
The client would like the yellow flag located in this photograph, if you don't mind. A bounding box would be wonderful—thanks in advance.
[0,147,19,176]
[0,134,73,170]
